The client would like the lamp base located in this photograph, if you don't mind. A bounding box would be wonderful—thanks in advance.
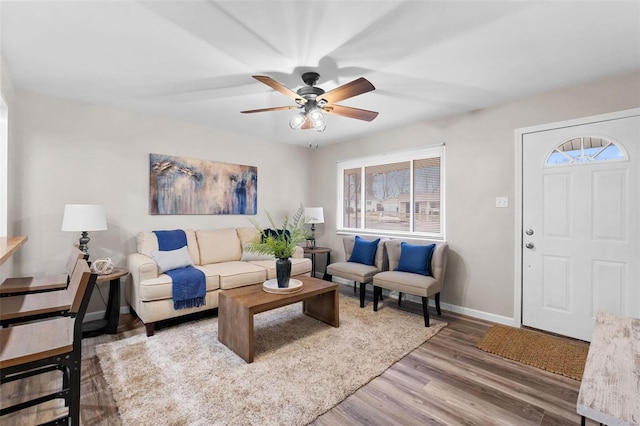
[78,231,90,261]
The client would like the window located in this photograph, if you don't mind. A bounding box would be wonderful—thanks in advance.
[546,136,626,166]
[337,145,445,239]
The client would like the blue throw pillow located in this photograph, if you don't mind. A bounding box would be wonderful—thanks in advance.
[262,228,291,242]
[396,242,436,276]
[348,236,380,266]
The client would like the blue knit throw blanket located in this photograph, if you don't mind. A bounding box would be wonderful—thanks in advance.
[153,230,206,310]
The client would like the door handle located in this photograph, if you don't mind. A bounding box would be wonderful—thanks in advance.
[525,243,534,249]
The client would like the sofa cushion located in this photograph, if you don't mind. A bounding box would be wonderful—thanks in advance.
[138,266,220,302]
[151,246,193,274]
[236,227,259,244]
[396,242,435,276]
[137,230,200,265]
[249,258,311,280]
[196,228,242,264]
[199,261,266,290]
[137,231,158,255]
[348,236,380,266]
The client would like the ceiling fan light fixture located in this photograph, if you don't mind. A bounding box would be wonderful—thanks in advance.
[309,108,326,132]
[243,73,377,132]
[308,108,323,122]
[289,112,306,130]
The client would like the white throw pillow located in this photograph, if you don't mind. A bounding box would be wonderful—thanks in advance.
[240,243,275,261]
[151,246,193,273]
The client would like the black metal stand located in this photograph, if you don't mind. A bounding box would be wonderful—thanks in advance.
[303,247,331,280]
[82,276,122,338]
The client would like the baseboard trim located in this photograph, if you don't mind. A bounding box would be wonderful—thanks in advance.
[437,301,519,327]
[332,278,519,328]
[84,306,130,323]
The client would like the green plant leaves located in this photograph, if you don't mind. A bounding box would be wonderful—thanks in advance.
[247,204,309,259]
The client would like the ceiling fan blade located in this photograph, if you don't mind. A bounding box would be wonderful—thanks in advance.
[252,76,306,104]
[318,77,375,104]
[323,104,379,122]
[241,106,299,114]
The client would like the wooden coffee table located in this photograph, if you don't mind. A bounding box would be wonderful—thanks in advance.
[218,275,339,363]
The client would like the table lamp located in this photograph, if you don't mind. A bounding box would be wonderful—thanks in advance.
[61,204,107,260]
[304,207,324,248]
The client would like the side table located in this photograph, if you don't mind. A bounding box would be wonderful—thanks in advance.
[303,246,331,280]
[82,267,128,338]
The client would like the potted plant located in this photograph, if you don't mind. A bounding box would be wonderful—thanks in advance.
[247,204,310,287]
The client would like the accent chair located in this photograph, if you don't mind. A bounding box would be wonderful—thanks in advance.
[373,240,449,326]
[325,235,388,307]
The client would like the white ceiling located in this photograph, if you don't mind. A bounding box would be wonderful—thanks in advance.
[1,1,639,146]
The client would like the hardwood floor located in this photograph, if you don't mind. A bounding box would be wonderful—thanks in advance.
[314,305,592,426]
[1,288,595,425]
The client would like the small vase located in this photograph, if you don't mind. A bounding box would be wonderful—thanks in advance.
[276,258,292,288]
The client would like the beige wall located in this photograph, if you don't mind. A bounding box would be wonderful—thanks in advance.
[311,72,640,322]
[10,90,313,312]
[6,71,640,320]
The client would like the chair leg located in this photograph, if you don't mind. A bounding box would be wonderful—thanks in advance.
[398,292,402,306]
[69,355,81,426]
[421,296,430,327]
[359,283,366,308]
[373,286,380,311]
[353,281,357,293]
[435,292,442,315]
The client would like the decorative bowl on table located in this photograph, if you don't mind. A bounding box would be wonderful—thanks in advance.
[263,278,303,294]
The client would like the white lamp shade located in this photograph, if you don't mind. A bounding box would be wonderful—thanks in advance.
[304,207,324,224]
[61,204,107,231]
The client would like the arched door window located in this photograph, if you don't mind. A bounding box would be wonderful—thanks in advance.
[546,136,626,166]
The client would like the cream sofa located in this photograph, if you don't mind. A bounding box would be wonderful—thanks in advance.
[126,227,311,336]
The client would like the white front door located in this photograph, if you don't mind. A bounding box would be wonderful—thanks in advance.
[522,113,639,341]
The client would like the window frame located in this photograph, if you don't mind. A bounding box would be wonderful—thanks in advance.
[545,135,628,167]
[336,144,445,240]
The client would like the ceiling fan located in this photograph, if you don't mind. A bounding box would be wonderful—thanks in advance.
[241,72,378,132]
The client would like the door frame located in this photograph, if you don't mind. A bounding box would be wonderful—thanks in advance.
[513,107,640,328]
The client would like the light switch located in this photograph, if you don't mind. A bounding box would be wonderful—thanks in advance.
[496,197,508,208]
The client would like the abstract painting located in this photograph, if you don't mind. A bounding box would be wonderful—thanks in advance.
[149,153,257,215]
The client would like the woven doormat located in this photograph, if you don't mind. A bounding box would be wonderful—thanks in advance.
[477,325,589,381]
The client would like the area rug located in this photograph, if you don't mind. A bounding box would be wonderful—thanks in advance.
[96,294,446,425]
[476,324,589,380]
